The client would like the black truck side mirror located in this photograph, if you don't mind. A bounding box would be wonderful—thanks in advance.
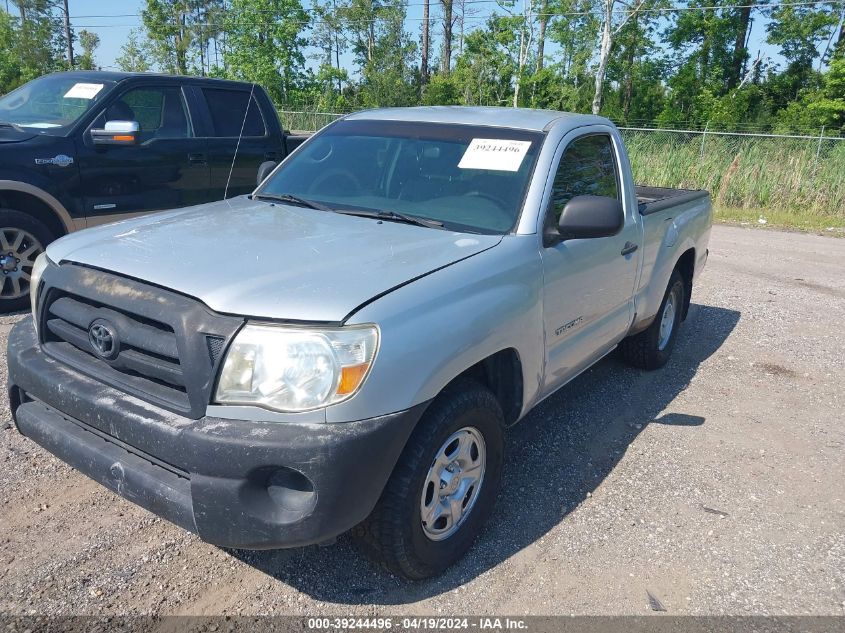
[545,195,624,246]
[256,160,277,186]
[91,120,140,146]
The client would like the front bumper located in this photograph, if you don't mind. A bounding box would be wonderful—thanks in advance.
[8,319,425,549]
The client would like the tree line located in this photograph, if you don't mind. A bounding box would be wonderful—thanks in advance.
[1,0,844,133]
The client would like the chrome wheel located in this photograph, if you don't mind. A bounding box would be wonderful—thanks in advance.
[420,427,486,541]
[0,227,43,300]
[658,289,677,351]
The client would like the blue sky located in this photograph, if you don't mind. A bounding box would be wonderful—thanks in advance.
[67,0,790,77]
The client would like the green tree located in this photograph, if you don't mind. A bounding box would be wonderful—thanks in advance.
[0,10,22,93]
[222,0,310,104]
[449,14,520,106]
[0,0,65,90]
[142,0,193,74]
[76,30,100,70]
[116,29,152,72]
[775,54,845,132]
[766,2,839,104]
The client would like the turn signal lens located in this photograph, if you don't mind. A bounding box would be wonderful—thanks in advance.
[337,363,371,395]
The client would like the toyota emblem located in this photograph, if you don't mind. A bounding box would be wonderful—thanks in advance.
[88,320,119,360]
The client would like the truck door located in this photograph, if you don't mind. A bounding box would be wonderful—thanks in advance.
[193,87,279,200]
[76,85,210,225]
[539,130,640,395]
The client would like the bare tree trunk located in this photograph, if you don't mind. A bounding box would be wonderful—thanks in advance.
[621,15,637,120]
[421,0,430,83]
[458,0,465,54]
[727,5,751,89]
[536,0,548,72]
[62,0,74,67]
[513,0,533,107]
[592,0,613,115]
[440,0,453,74]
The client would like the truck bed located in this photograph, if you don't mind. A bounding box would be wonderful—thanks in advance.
[636,185,709,215]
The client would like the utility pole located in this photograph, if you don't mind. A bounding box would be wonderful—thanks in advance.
[63,0,74,67]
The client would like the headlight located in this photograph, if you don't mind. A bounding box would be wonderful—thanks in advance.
[215,324,379,413]
[30,252,49,330]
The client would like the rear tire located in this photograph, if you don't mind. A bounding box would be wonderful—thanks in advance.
[0,209,54,313]
[620,269,685,370]
[354,380,505,580]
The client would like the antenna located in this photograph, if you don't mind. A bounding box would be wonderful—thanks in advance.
[223,82,257,201]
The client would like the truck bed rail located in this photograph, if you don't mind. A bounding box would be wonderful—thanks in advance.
[636,185,709,215]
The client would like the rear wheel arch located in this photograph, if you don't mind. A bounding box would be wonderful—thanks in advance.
[675,247,695,320]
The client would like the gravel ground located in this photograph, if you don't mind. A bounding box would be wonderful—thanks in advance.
[0,224,843,617]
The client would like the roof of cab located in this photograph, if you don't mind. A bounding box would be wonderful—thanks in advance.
[344,106,610,132]
[43,70,260,89]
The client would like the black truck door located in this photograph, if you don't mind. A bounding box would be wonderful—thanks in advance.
[75,85,210,224]
[192,86,279,200]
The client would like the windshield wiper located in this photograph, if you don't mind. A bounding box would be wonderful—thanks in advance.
[334,208,444,229]
[253,193,334,212]
[0,121,25,132]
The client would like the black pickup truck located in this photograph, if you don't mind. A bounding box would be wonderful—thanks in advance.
[0,71,307,311]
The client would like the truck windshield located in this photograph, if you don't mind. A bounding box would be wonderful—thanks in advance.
[0,75,114,133]
[259,119,544,234]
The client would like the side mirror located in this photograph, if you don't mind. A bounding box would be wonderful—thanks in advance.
[546,195,623,245]
[256,160,277,186]
[91,120,140,145]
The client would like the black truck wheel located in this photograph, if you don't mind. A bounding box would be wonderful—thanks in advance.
[620,269,686,370]
[355,380,505,580]
[0,209,53,313]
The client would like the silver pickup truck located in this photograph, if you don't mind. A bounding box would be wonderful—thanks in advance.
[7,107,711,579]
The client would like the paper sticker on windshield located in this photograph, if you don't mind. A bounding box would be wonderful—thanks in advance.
[63,83,104,100]
[458,139,531,172]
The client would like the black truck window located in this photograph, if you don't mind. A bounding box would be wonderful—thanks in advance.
[550,134,620,221]
[96,86,191,142]
[201,89,266,137]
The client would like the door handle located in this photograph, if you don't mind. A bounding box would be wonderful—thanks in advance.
[188,152,207,165]
[621,241,639,256]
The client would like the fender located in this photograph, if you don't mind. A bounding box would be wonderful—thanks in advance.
[0,179,80,233]
[330,236,545,424]
[629,197,711,334]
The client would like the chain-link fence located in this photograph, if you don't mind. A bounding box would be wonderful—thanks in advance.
[279,110,345,132]
[619,127,845,217]
[277,110,845,218]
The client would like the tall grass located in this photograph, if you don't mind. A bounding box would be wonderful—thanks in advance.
[621,130,845,220]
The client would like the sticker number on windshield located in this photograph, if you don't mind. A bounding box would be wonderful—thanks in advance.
[458,139,532,172]
[63,83,104,100]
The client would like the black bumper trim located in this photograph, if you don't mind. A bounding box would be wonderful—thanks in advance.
[15,400,196,534]
[8,318,428,549]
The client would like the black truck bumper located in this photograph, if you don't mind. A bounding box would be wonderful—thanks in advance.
[7,318,425,549]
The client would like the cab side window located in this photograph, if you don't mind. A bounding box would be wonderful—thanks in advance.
[549,134,619,223]
[95,87,191,142]
[200,88,266,137]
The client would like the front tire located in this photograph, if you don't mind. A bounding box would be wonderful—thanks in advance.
[0,209,54,313]
[355,380,505,580]
[620,269,686,370]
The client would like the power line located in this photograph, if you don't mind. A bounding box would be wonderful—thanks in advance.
[66,0,844,27]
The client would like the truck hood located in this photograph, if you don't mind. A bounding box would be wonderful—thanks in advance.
[47,196,502,322]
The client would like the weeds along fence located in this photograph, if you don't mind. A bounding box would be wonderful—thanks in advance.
[619,127,845,218]
[278,110,845,219]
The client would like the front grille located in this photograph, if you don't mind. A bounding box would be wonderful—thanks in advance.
[43,292,190,410]
[38,264,243,418]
